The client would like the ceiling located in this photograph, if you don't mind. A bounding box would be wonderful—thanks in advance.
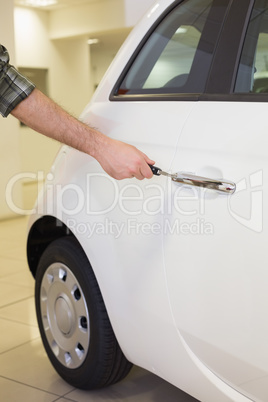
[14,0,100,10]
[14,0,130,50]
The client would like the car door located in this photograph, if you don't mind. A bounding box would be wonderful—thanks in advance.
[164,1,268,400]
[81,0,233,374]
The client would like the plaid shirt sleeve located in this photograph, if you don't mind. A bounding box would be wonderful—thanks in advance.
[0,45,35,117]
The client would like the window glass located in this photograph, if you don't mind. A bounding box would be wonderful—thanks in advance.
[143,25,201,89]
[235,0,268,93]
[116,0,230,96]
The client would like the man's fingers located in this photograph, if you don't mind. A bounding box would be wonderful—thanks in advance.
[96,137,155,180]
[140,163,153,179]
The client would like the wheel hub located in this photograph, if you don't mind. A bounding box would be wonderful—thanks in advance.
[55,296,73,335]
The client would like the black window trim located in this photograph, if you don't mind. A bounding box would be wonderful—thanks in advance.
[200,92,268,102]
[205,0,255,94]
[206,0,268,102]
[110,0,268,103]
[110,92,268,102]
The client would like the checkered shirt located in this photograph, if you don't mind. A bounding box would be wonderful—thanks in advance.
[0,45,35,117]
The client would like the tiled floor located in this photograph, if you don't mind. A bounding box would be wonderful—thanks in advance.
[0,217,198,402]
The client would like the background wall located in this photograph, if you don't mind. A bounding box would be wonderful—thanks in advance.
[0,0,155,216]
[14,6,58,211]
[0,0,24,219]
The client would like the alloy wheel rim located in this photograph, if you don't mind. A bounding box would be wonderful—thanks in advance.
[40,262,90,369]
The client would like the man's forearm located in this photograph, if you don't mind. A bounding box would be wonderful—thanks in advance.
[11,88,98,154]
[11,88,154,180]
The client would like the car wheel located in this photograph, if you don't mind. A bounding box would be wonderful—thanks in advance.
[35,236,132,389]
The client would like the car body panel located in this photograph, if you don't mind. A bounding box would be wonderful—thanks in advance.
[28,143,254,402]
[165,100,268,400]
[27,0,268,400]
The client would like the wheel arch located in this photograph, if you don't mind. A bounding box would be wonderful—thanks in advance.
[27,215,77,278]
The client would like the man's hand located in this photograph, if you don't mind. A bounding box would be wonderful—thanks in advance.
[92,135,155,180]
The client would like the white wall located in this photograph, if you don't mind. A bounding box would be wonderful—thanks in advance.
[49,36,91,114]
[14,7,61,210]
[14,8,93,210]
[14,7,50,68]
[0,0,24,219]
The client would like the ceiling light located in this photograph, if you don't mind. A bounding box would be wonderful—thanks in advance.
[18,0,58,7]
[87,39,100,45]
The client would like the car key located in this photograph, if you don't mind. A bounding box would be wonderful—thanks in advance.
[149,164,176,179]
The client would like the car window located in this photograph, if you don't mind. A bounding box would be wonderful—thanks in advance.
[235,0,268,93]
[115,0,230,96]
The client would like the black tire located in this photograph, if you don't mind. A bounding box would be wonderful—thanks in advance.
[35,236,132,389]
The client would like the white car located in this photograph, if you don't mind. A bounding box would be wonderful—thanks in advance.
[27,0,268,401]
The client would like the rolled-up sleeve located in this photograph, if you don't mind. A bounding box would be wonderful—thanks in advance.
[0,45,35,117]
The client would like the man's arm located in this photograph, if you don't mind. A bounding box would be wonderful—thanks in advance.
[0,44,154,180]
[11,88,154,180]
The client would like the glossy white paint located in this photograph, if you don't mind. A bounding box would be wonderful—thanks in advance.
[165,101,268,400]
[28,0,268,401]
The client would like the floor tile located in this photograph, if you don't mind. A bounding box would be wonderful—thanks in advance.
[0,317,39,353]
[65,366,197,402]
[0,281,33,308]
[0,245,26,259]
[0,256,27,277]
[0,268,35,287]
[52,399,77,402]
[0,377,58,402]
[0,297,37,326]
[0,338,74,396]
[0,217,28,258]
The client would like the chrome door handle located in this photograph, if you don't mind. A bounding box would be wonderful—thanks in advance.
[149,165,236,194]
[172,172,236,194]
